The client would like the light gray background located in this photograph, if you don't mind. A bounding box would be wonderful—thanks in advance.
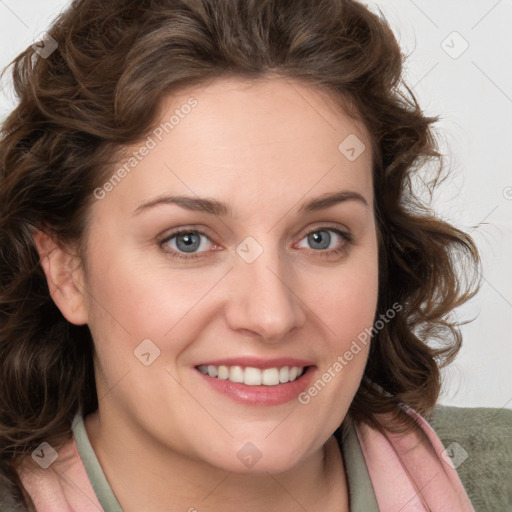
[1,0,510,409]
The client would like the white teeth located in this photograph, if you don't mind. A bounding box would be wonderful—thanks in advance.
[197,365,306,386]
[262,368,280,386]
[244,367,262,386]
[217,365,229,380]
[229,365,244,383]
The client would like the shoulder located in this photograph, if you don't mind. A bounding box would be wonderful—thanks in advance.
[427,404,512,512]
[3,432,88,512]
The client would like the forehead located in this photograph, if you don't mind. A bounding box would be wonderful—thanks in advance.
[97,77,373,217]
[159,75,371,166]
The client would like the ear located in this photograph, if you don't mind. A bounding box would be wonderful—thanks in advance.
[32,228,88,326]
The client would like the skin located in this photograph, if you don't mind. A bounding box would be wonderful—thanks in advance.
[34,76,379,512]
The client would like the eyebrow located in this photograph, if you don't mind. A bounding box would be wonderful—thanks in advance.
[132,190,368,217]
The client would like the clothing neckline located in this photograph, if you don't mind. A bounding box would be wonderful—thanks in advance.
[72,414,123,511]
[71,412,378,511]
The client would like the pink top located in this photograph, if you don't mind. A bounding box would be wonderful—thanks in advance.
[19,437,102,511]
[356,407,474,511]
[17,407,474,511]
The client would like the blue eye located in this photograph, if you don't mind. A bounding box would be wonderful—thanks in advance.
[159,227,352,261]
[160,229,214,260]
[298,229,343,251]
[296,228,352,259]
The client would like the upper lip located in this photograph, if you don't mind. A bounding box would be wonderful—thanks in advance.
[195,357,315,370]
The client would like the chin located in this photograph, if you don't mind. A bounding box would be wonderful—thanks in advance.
[218,455,304,476]
[199,438,312,476]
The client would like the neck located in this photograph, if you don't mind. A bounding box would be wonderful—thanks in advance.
[84,410,349,512]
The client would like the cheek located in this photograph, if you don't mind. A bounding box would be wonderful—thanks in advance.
[82,241,234,392]
[84,238,212,336]
[295,258,378,437]
[306,248,379,347]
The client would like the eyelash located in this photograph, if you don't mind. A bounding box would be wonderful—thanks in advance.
[159,226,353,261]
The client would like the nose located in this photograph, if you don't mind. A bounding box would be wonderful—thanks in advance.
[224,242,306,343]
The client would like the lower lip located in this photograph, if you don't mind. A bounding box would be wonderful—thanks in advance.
[195,366,315,406]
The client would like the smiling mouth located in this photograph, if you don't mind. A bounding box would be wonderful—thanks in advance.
[196,364,308,386]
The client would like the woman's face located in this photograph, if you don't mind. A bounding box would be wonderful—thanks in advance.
[77,77,379,473]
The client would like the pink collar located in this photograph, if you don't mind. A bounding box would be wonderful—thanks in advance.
[19,407,474,511]
[354,407,474,511]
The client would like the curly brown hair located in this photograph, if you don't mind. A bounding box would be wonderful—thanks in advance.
[0,0,480,507]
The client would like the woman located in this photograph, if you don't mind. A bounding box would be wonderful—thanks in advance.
[0,0,480,510]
